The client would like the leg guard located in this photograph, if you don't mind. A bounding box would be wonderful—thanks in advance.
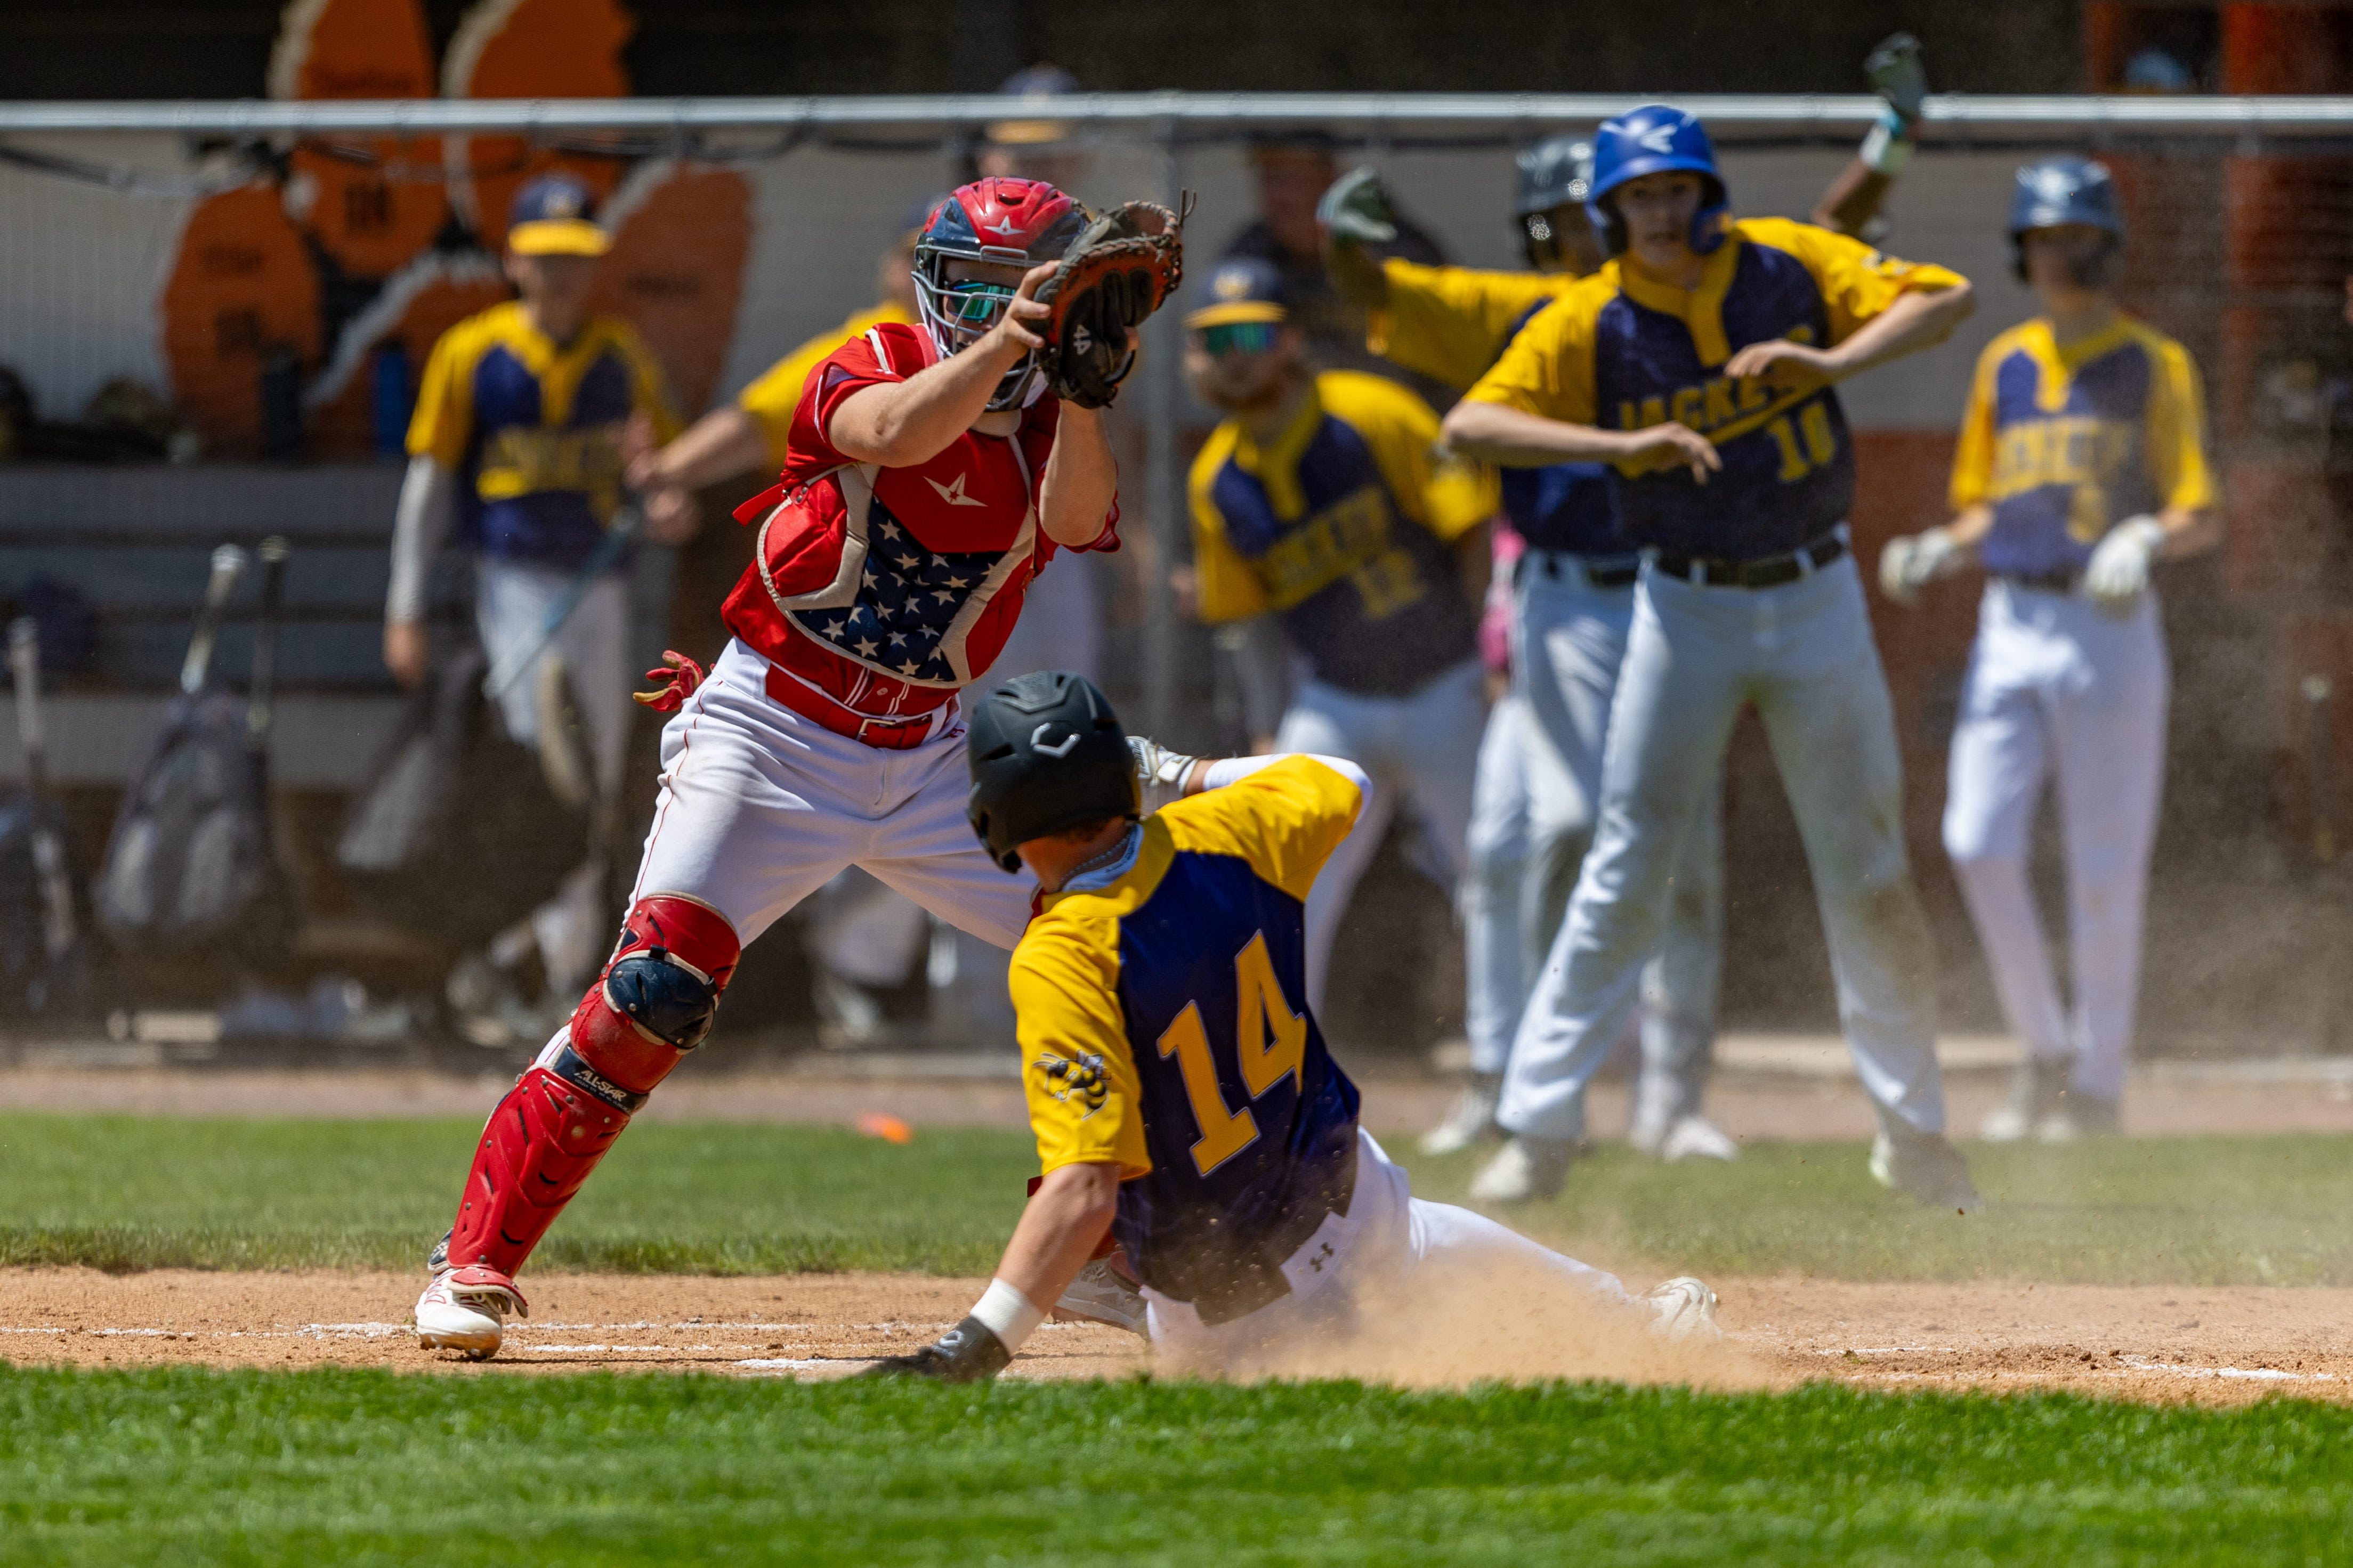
[441,895,740,1277]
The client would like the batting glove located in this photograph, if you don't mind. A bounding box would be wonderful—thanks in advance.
[859,1316,1010,1384]
[2083,516,2166,615]
[1865,32,1929,127]
[1878,526,1962,606]
[1128,734,1199,814]
[633,649,707,712]
[1316,166,1398,246]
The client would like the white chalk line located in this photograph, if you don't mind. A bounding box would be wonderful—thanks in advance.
[1822,1346,2339,1383]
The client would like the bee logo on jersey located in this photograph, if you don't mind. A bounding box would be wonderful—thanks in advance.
[1036,1051,1112,1117]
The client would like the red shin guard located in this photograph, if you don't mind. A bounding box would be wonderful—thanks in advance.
[441,895,741,1277]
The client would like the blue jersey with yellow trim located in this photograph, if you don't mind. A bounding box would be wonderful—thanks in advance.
[1189,371,1495,695]
[1465,218,1968,562]
[408,301,681,568]
[1950,316,2214,579]
[1012,757,1364,1325]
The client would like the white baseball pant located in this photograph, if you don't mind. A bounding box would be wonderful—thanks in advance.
[628,638,1034,954]
[1273,659,1487,1015]
[1143,1130,1633,1375]
[1941,581,2169,1106]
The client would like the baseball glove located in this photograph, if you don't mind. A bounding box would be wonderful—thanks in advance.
[1034,195,1192,409]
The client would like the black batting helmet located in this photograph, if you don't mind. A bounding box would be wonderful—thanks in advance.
[965,671,1141,873]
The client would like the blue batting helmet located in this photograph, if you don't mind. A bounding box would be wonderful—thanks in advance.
[1584,104,1731,258]
[2007,157,2123,280]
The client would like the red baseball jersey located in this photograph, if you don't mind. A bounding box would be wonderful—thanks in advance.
[723,322,1119,720]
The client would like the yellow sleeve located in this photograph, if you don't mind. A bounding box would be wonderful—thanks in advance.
[610,321,683,442]
[1460,292,1599,427]
[1369,260,1568,390]
[1011,919,1152,1180]
[1323,372,1497,541]
[1749,218,1968,348]
[2144,337,2217,514]
[1188,429,1270,624]
[406,320,479,466]
[1948,340,2003,511]
[1163,755,1365,905]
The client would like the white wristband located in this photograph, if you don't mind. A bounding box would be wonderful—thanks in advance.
[969,1278,1046,1353]
[1859,117,1914,176]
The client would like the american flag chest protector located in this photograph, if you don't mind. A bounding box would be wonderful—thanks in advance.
[741,336,1058,690]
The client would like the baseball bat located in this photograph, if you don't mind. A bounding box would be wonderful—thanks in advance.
[482,505,643,704]
[180,543,249,696]
[10,615,79,961]
[2303,673,2336,864]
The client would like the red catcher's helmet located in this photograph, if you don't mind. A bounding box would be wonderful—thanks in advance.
[913,177,1088,409]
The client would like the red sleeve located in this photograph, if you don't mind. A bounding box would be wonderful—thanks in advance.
[1021,397,1121,555]
[783,324,926,481]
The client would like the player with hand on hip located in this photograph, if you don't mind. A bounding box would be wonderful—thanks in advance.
[1442,105,1980,1206]
[414,177,1161,1359]
[1881,157,2220,1141]
[1185,258,1496,1019]
[1321,140,1733,1165]
[862,671,1719,1383]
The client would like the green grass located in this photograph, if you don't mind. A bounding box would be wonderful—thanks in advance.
[6,1367,2353,1565]
[3,1112,2351,1285]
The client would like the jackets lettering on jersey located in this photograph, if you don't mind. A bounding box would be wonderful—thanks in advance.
[1014,758,1365,1325]
[1950,317,2214,579]
[1466,218,1967,563]
[721,322,1118,717]
[408,302,681,568]
[1190,371,1493,695]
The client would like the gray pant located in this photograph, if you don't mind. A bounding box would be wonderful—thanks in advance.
[1276,659,1486,1016]
[1498,551,1946,1143]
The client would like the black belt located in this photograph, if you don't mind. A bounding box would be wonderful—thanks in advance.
[1998,569,2080,594]
[1519,550,1641,590]
[1652,533,1847,590]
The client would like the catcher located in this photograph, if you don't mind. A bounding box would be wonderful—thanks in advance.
[413,178,1184,1360]
[864,671,1718,1382]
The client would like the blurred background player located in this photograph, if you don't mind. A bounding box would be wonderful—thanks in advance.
[1442,105,1980,1207]
[1812,33,1932,242]
[1185,257,1494,1018]
[383,172,688,1018]
[1223,131,1446,381]
[414,176,1136,1358]
[865,671,1717,1383]
[1880,156,2220,1142]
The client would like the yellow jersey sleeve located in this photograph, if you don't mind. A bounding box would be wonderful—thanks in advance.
[1459,286,1602,427]
[1161,755,1365,905]
[1369,260,1572,390]
[1741,218,1968,348]
[1188,425,1271,624]
[607,319,683,443]
[1947,335,2006,513]
[738,305,908,470]
[407,315,484,466]
[2143,335,2217,514]
[1011,914,1152,1180]
[1316,371,1499,542]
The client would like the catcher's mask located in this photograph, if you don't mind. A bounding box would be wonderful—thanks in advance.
[914,177,1089,411]
[966,670,1140,874]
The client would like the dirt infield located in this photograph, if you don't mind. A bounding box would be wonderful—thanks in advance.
[5,1268,2347,1406]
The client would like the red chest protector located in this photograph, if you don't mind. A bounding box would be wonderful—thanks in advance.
[721,323,1116,717]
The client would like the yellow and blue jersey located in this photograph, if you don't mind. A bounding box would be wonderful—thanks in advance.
[1950,316,2214,579]
[408,301,681,568]
[735,302,915,472]
[1465,218,1968,562]
[1372,260,1622,559]
[1013,757,1364,1325]
[1190,370,1496,694]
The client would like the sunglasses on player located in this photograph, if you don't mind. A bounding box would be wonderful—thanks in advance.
[940,280,1019,329]
[1200,322,1281,358]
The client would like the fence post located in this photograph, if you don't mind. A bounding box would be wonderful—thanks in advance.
[1141,112,1184,735]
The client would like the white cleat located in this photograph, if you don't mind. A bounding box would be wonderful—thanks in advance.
[1053,1255,1150,1336]
[1659,1114,1740,1164]
[415,1265,528,1360]
[1468,1136,1573,1204]
[1420,1077,1502,1157]
[1641,1276,1722,1343]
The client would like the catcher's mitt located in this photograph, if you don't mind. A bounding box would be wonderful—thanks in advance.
[1035,194,1192,409]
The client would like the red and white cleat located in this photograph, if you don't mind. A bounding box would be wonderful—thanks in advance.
[415,1265,529,1360]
